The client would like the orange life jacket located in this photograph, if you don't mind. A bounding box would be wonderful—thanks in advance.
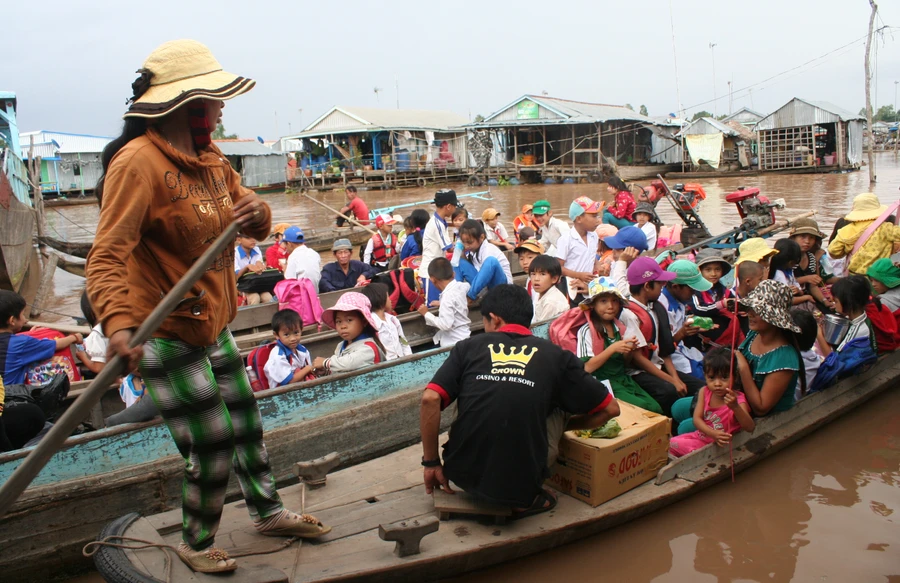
[371,233,396,265]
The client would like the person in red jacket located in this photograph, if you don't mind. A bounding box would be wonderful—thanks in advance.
[602,175,637,229]
[265,223,290,271]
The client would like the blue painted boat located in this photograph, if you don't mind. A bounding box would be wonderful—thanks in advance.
[0,323,548,582]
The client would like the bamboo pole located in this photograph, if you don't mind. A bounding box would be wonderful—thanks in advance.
[864,0,878,187]
[0,220,243,516]
[300,192,377,236]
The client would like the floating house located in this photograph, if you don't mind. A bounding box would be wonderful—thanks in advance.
[677,117,751,170]
[755,98,863,171]
[461,95,681,183]
[0,92,29,204]
[18,130,112,196]
[278,106,469,188]
[214,139,287,191]
[721,107,765,129]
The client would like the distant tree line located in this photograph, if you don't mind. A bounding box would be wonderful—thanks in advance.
[858,105,899,123]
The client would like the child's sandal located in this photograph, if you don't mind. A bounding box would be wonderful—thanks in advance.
[175,542,237,573]
[257,510,332,539]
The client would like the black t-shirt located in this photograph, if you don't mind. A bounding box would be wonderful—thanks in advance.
[427,324,613,507]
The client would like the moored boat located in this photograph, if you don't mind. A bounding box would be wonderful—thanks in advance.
[91,351,900,583]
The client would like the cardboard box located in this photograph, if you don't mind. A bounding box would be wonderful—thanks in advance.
[547,402,670,507]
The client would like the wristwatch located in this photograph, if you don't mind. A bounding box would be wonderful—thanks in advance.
[421,457,441,467]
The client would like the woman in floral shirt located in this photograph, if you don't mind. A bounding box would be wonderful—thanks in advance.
[602,175,637,229]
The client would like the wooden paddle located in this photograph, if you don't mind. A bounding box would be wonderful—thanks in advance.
[0,221,243,516]
[300,192,378,236]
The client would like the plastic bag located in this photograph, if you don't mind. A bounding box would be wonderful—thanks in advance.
[574,419,622,439]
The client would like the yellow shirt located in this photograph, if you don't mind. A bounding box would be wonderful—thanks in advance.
[828,220,900,275]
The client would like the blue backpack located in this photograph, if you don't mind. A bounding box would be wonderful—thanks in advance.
[808,337,877,394]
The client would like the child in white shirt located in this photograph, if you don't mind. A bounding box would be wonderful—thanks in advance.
[632,203,658,251]
[360,283,411,360]
[264,309,313,389]
[481,208,515,251]
[418,257,471,347]
[455,219,513,301]
[529,255,569,323]
[790,309,821,402]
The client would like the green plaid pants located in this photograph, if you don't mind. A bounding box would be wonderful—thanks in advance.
[140,328,283,550]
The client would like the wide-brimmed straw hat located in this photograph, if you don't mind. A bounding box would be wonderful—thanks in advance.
[322,292,380,331]
[738,280,801,333]
[789,217,825,239]
[124,40,255,119]
[844,193,887,222]
[734,238,778,265]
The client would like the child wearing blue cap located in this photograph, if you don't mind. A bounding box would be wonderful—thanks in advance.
[602,225,649,298]
[283,226,322,290]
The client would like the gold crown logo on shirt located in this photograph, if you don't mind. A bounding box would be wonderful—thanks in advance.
[488,343,538,369]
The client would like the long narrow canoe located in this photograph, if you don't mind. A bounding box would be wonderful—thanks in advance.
[97,350,900,583]
[0,318,548,583]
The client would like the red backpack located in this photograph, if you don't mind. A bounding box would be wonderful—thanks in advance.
[549,307,626,356]
[247,342,277,392]
[866,301,900,353]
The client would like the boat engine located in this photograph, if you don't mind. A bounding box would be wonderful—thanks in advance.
[724,187,785,231]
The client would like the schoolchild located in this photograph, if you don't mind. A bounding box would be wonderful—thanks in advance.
[632,202,658,250]
[661,260,711,379]
[817,275,877,356]
[399,209,430,260]
[282,226,322,290]
[77,290,109,376]
[866,258,900,312]
[593,224,618,277]
[690,248,744,347]
[515,239,545,303]
[482,208,515,251]
[235,234,273,305]
[601,225,648,298]
[420,189,462,305]
[360,282,411,360]
[556,196,603,304]
[532,200,568,255]
[264,309,313,389]
[577,277,662,414]
[313,293,385,374]
[529,254,570,323]
[0,290,83,386]
[734,237,777,276]
[450,206,470,243]
[266,223,290,271]
[790,218,836,310]
[418,257,471,347]
[769,238,815,307]
[513,204,540,242]
[668,348,755,457]
[790,309,822,401]
[620,258,705,416]
[733,260,766,335]
[362,214,399,272]
[602,176,636,229]
[455,219,514,302]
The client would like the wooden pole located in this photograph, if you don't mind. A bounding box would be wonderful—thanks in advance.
[0,220,243,516]
[299,192,377,236]
[864,0,878,187]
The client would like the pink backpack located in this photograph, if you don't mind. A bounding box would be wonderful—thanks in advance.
[274,278,324,329]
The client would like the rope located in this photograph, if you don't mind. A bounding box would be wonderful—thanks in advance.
[49,206,96,236]
[25,303,85,322]
[83,535,297,583]
[727,275,741,483]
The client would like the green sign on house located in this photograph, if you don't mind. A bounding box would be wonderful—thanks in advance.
[516,100,539,120]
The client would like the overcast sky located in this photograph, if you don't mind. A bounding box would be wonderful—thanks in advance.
[4,0,898,139]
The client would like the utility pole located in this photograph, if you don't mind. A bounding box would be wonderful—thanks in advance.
[727,80,733,115]
[395,75,400,110]
[864,0,878,187]
[668,0,684,118]
[709,43,718,117]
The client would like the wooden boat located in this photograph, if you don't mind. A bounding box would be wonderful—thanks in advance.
[0,307,525,583]
[54,253,86,277]
[0,162,41,305]
[42,195,98,208]
[665,169,761,179]
[94,351,900,583]
[38,225,375,262]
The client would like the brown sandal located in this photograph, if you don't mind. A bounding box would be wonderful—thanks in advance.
[257,510,332,539]
[176,542,238,573]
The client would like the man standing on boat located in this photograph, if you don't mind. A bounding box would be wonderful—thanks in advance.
[419,284,620,518]
[336,185,370,227]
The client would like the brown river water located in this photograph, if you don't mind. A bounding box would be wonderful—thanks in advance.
[58,153,900,582]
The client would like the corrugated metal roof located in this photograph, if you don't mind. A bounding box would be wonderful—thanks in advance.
[465,95,652,128]
[19,130,111,154]
[288,106,468,139]
[19,142,59,159]
[755,98,864,131]
[215,140,284,157]
[721,107,764,123]
[677,117,740,137]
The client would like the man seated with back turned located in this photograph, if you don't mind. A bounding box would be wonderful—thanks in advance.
[419,284,620,518]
